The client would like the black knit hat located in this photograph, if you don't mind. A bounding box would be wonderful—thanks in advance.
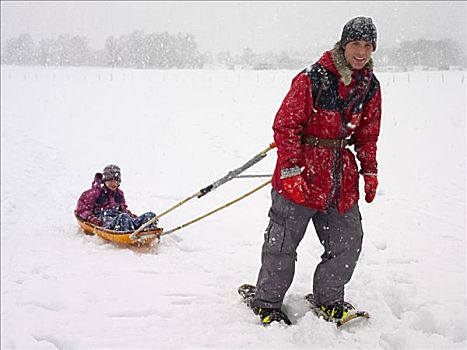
[102,164,121,182]
[340,17,377,51]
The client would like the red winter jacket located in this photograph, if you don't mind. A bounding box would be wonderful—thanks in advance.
[271,47,382,213]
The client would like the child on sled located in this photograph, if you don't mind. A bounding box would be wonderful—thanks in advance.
[76,164,158,231]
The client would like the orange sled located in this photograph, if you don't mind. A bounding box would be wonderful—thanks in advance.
[75,211,163,246]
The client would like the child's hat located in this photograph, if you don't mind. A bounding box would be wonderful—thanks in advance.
[102,164,121,182]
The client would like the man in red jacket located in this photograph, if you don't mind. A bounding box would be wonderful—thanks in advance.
[251,17,381,325]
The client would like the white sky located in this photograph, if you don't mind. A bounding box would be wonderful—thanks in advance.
[1,1,466,54]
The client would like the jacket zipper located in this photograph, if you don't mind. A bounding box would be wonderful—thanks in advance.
[325,71,372,210]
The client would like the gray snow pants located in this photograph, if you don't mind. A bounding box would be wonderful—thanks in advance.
[253,189,363,309]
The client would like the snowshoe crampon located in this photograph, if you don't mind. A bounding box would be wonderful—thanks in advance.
[305,293,369,327]
[75,211,163,246]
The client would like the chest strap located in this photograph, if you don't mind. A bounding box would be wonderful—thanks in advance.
[302,135,353,148]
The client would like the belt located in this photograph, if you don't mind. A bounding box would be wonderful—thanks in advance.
[302,135,352,148]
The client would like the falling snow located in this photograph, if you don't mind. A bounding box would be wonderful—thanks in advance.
[1,66,465,349]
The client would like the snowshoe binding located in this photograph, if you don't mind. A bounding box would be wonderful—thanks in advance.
[305,293,369,327]
[238,284,291,326]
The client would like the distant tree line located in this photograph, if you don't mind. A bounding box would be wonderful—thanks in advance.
[1,32,465,70]
[104,31,204,68]
[372,38,465,69]
[1,32,205,68]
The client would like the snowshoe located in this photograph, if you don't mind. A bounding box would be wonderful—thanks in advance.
[305,293,369,327]
[238,283,258,313]
[238,284,291,326]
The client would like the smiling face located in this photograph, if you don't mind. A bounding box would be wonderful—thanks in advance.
[343,40,373,70]
[104,179,120,191]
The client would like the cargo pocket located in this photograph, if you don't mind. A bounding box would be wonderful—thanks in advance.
[264,207,287,253]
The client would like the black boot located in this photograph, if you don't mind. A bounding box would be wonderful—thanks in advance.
[258,307,292,325]
[319,300,355,321]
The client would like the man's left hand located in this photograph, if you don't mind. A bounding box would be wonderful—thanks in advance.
[364,175,378,203]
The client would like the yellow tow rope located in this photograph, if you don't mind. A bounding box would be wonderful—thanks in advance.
[130,143,276,241]
[160,179,271,237]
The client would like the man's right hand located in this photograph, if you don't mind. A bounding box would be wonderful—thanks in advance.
[282,174,310,204]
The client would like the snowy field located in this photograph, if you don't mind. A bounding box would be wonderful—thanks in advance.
[1,65,465,349]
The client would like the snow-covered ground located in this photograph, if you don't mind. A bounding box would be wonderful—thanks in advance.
[1,65,465,349]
